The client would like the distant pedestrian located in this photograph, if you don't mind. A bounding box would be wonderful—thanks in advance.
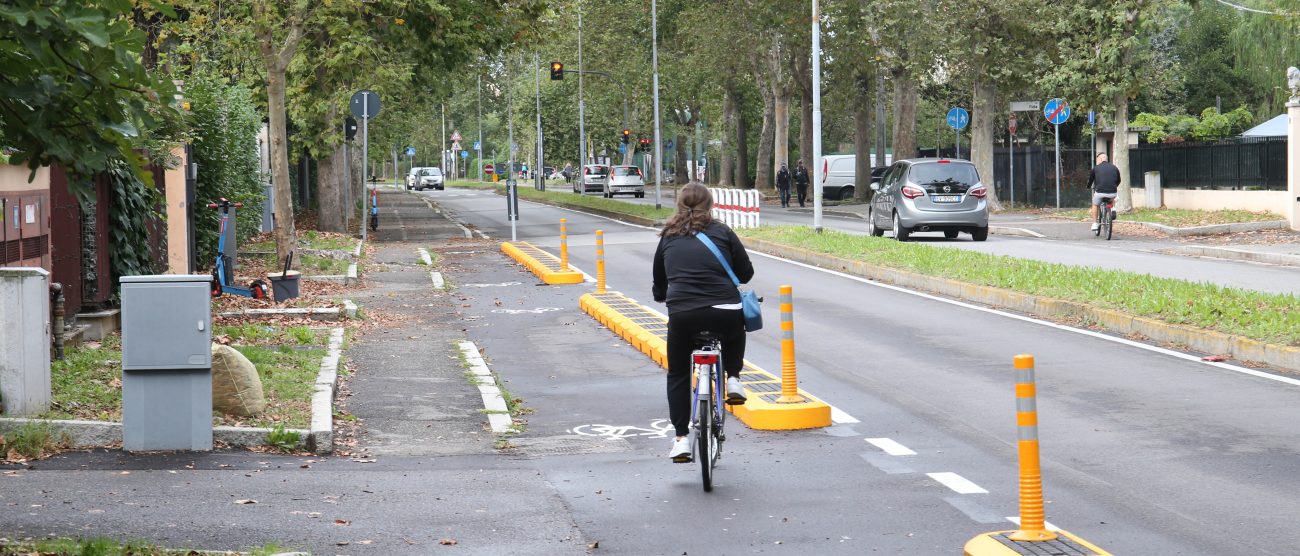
[793,160,810,207]
[776,163,791,208]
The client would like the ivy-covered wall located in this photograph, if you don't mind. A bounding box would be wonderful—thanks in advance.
[185,74,264,269]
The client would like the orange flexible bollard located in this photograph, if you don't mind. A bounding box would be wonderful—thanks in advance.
[776,285,803,403]
[595,230,606,294]
[560,218,570,271]
[1009,354,1057,542]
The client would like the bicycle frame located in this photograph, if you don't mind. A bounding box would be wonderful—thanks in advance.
[689,340,726,491]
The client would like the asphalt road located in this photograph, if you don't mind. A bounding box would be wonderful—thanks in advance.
[427,186,1300,555]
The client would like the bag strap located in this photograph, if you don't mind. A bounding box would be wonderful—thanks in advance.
[695,232,741,287]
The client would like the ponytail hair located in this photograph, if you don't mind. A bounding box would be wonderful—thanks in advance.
[659,182,716,237]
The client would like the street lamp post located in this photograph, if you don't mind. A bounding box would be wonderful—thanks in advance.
[535,52,544,190]
[811,0,824,232]
[652,0,663,209]
[578,3,586,167]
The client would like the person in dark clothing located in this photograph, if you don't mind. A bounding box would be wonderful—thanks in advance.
[1087,152,1121,231]
[793,160,810,207]
[652,182,755,463]
[776,163,792,208]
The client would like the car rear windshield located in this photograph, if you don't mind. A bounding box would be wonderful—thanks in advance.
[909,162,978,186]
[587,166,608,175]
[613,167,641,176]
[428,168,442,176]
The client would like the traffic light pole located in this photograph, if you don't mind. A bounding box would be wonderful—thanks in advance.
[535,52,545,190]
[578,5,585,166]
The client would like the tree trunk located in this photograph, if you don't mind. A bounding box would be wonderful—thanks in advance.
[774,91,790,176]
[1114,91,1132,212]
[853,72,874,202]
[318,142,346,232]
[792,50,813,172]
[735,97,751,189]
[719,86,734,187]
[891,73,918,160]
[674,131,690,185]
[264,57,297,268]
[971,76,1003,211]
[756,93,774,191]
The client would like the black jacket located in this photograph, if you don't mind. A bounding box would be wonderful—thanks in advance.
[776,168,791,188]
[794,166,809,188]
[652,221,754,314]
[1088,162,1121,194]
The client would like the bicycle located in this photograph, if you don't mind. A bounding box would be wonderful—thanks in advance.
[689,332,728,492]
[1094,194,1116,241]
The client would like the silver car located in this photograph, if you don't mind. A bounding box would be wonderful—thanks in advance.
[604,166,645,198]
[575,164,608,194]
[867,158,988,241]
[416,167,444,191]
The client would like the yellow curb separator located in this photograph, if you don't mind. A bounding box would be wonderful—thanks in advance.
[580,291,830,431]
[963,530,1111,556]
[501,241,584,284]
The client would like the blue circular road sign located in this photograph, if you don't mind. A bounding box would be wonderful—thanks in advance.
[946,107,970,130]
[1043,98,1071,125]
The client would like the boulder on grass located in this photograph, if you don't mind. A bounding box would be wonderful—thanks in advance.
[211,343,266,416]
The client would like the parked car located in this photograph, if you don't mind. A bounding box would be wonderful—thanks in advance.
[575,164,609,194]
[416,167,444,191]
[866,158,988,241]
[406,167,426,190]
[605,166,645,198]
[820,154,893,200]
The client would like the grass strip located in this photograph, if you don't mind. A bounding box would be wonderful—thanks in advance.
[446,180,674,221]
[44,335,122,421]
[738,226,1300,346]
[0,538,293,556]
[1057,207,1282,227]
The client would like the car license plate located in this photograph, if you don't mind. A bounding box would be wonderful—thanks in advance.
[932,195,960,203]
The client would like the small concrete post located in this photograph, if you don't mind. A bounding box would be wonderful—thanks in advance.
[0,268,51,416]
[595,229,606,294]
[1144,171,1162,209]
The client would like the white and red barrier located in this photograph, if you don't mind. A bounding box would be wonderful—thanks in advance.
[708,188,762,229]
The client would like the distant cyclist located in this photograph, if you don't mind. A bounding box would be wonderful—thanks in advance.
[652,182,755,462]
[1088,152,1120,232]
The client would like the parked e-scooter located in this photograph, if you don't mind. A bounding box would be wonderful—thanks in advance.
[207,198,270,299]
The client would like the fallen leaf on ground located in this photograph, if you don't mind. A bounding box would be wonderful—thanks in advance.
[439,538,458,545]
[588,541,599,549]
[309,512,322,518]
[334,519,351,526]
[1202,355,1228,362]
[234,499,257,505]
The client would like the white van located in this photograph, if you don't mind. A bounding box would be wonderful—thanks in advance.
[820,154,891,200]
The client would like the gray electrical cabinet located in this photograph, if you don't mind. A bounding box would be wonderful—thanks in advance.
[120,275,213,451]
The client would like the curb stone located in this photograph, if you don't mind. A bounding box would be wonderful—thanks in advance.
[308,327,346,454]
[1130,219,1288,237]
[1164,245,1300,268]
[742,236,1300,373]
[343,299,358,318]
[218,307,341,321]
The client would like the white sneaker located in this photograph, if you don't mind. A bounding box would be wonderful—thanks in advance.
[726,377,747,405]
[1090,223,1100,232]
[669,437,692,463]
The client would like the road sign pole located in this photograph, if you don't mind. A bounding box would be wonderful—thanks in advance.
[811,0,823,232]
[507,56,517,241]
[652,0,663,209]
[1054,123,1062,209]
[1009,132,1015,208]
[957,129,961,159]
[535,52,544,191]
[361,93,370,242]
[577,5,586,166]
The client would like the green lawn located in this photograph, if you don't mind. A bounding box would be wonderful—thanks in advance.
[445,181,673,221]
[1057,207,1282,227]
[739,226,1300,346]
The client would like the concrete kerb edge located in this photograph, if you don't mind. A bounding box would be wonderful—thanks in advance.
[742,237,1300,373]
[217,307,342,321]
[1131,219,1288,237]
[989,226,1047,238]
[456,341,516,434]
[0,418,310,452]
[343,299,358,319]
[308,327,346,453]
[1165,245,1300,267]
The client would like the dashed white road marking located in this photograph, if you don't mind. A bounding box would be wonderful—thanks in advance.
[430,271,446,289]
[927,472,988,494]
[457,341,514,433]
[1006,517,1061,531]
[417,248,432,266]
[831,406,859,424]
[865,437,917,456]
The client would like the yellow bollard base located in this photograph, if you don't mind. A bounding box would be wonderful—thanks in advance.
[501,241,585,284]
[579,292,831,431]
[1008,529,1057,542]
[964,529,1111,556]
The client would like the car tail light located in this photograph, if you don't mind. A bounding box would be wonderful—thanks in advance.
[968,185,987,199]
[693,353,718,365]
[937,159,951,164]
[901,185,926,199]
[583,167,590,175]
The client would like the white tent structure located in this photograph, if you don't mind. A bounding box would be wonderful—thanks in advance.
[1241,114,1289,137]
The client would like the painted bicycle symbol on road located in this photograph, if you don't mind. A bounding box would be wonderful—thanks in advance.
[569,420,673,440]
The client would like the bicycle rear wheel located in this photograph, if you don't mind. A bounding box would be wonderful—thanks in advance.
[697,396,714,492]
[1103,208,1113,240]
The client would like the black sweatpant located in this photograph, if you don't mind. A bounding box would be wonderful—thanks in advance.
[666,307,746,437]
[796,185,808,207]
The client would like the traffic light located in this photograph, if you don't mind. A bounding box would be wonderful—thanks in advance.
[621,129,631,144]
[550,61,564,80]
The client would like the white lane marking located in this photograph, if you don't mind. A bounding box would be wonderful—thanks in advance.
[749,250,1300,388]
[430,271,445,289]
[461,282,522,288]
[1006,517,1061,532]
[417,248,432,266]
[457,341,514,433]
[927,472,988,494]
[569,420,673,439]
[865,437,917,456]
[491,307,564,314]
[831,406,860,424]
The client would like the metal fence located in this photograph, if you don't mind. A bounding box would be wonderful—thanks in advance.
[1127,137,1286,190]
[923,146,1095,207]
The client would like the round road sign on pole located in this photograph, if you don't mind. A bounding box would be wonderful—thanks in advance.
[1043,98,1070,125]
[350,90,381,119]
[946,107,970,130]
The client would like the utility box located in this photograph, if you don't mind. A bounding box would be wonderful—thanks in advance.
[1144,171,1163,209]
[0,268,50,416]
[120,275,213,451]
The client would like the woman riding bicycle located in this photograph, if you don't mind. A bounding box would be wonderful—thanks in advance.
[652,182,754,462]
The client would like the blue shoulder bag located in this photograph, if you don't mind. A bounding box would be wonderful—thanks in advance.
[695,232,762,332]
